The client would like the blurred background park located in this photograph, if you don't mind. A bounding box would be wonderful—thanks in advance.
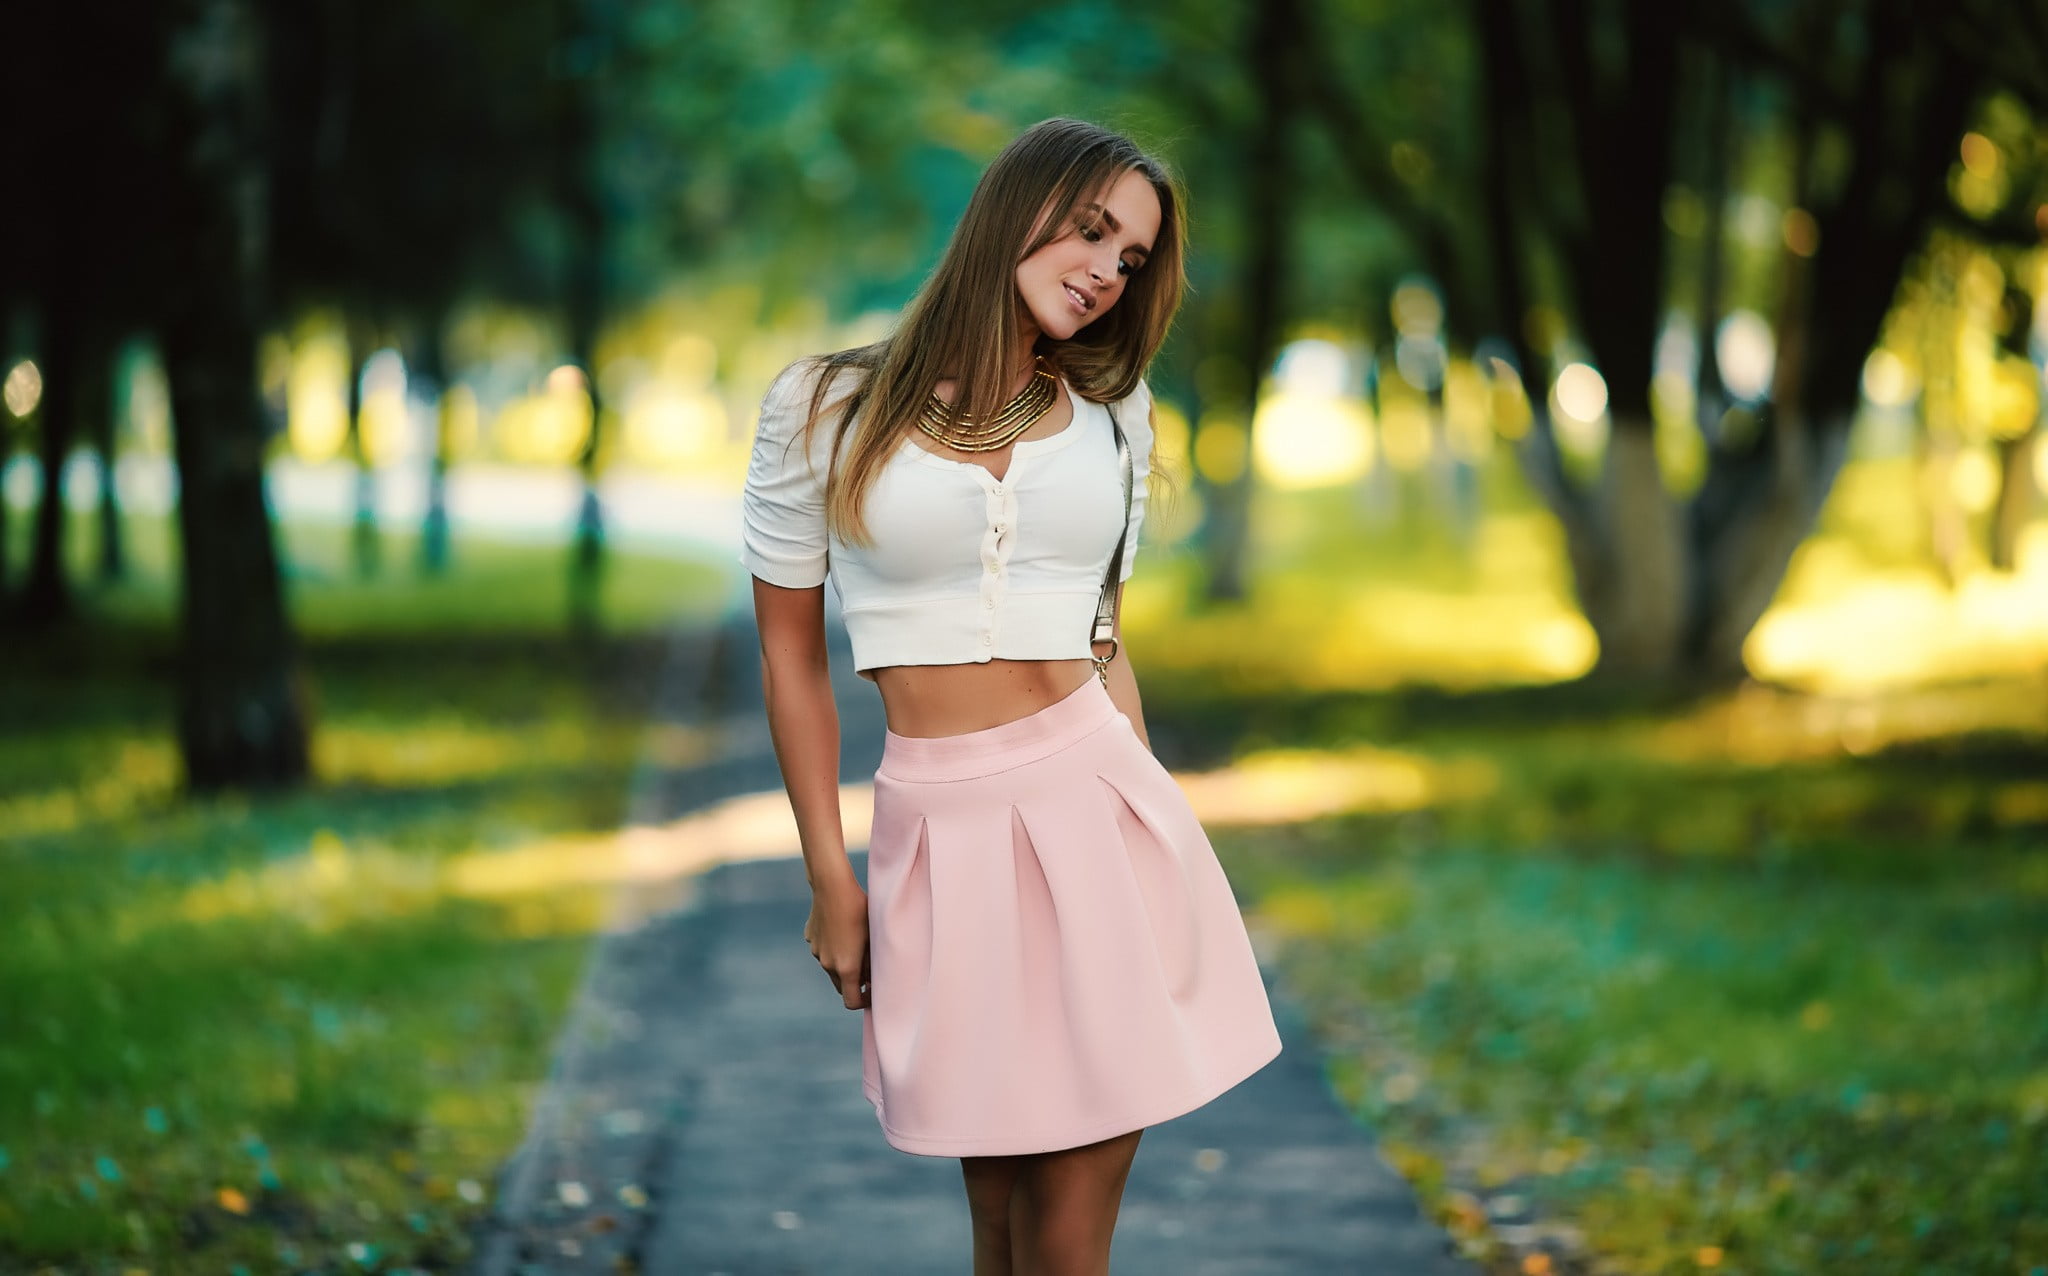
[2,0,2044,1271]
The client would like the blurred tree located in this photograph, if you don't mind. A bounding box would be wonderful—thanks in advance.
[155,0,311,790]
[556,0,615,639]
[1185,0,1305,603]
[1460,0,2010,684]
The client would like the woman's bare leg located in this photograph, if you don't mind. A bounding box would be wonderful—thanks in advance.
[1008,1128,1144,1275]
[962,1153,1026,1275]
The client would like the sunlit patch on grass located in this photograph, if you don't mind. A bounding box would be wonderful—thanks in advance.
[314,715,646,787]
[0,738,180,839]
[1176,744,1496,824]
[1640,675,2048,766]
[1749,531,2048,692]
[145,828,611,941]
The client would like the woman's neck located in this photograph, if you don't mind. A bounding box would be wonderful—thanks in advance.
[1005,326,1042,392]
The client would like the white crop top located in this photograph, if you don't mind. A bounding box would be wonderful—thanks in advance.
[738,359,1153,679]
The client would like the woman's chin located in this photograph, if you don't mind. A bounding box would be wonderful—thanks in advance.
[1032,309,1088,343]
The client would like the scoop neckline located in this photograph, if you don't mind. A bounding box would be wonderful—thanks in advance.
[896,375,1097,482]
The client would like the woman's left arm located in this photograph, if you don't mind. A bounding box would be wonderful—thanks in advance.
[1100,581,1152,752]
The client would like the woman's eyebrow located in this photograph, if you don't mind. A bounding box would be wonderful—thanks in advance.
[1082,203,1152,257]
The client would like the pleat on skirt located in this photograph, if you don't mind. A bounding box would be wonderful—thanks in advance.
[860,675,1283,1157]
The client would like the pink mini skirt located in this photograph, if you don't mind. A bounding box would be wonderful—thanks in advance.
[860,675,1283,1157]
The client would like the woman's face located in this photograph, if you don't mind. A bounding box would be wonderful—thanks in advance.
[1014,167,1163,343]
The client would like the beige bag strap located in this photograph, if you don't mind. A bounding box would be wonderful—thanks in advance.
[1090,400,1134,687]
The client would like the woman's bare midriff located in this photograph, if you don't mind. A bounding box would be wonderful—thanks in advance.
[869,657,1099,738]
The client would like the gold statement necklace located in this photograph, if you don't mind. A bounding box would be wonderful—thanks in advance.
[917,358,1059,452]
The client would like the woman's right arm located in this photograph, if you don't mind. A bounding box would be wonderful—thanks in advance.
[739,361,869,1010]
[753,579,854,892]
[754,578,870,1009]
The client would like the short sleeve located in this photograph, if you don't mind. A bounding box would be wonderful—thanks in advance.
[738,361,835,589]
[1116,378,1155,582]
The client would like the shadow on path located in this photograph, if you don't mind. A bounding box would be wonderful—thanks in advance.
[470,599,1477,1275]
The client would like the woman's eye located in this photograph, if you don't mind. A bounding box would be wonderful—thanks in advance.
[1078,223,1102,242]
[1116,261,1134,277]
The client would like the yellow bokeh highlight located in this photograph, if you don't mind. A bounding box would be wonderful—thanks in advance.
[287,331,350,462]
[1151,397,1192,474]
[660,332,719,389]
[623,386,730,468]
[2,359,43,419]
[437,384,480,461]
[1194,416,1249,485]
[495,366,594,465]
[1252,390,1376,489]
[359,384,410,465]
[1487,360,1533,440]
[1441,360,1494,462]
[1378,398,1433,472]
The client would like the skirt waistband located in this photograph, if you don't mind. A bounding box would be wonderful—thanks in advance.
[878,675,1119,783]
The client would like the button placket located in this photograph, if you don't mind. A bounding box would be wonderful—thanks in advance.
[978,478,1017,652]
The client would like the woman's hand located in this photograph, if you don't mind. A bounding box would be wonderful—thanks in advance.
[804,876,872,1010]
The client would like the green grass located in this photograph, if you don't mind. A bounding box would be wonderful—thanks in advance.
[1235,834,2045,1275]
[0,520,730,1272]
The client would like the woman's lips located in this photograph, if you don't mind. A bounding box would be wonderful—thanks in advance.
[1063,283,1093,314]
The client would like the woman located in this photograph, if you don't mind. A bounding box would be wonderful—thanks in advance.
[740,117,1282,1274]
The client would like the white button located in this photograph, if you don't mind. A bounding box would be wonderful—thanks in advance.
[982,634,992,645]
[995,522,1006,533]
[983,598,994,609]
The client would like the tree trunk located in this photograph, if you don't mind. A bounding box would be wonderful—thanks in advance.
[1198,0,1298,604]
[1690,413,1852,680]
[565,254,605,639]
[559,0,607,639]
[413,317,453,575]
[345,313,379,578]
[0,411,10,610]
[22,299,76,625]
[1988,424,2038,571]
[1476,0,1606,628]
[1988,283,2039,573]
[1692,51,1734,442]
[1589,422,1688,679]
[90,332,124,583]
[162,0,309,793]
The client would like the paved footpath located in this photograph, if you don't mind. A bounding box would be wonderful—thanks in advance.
[470,600,1478,1275]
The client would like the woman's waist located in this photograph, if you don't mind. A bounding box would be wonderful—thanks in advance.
[874,666,1122,781]
[872,658,1100,739]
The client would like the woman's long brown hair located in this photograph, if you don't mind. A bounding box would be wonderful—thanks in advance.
[788,117,1187,546]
